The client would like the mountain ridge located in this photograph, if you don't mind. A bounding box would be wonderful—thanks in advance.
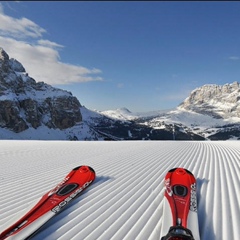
[179,81,240,119]
[0,48,82,132]
[0,47,239,140]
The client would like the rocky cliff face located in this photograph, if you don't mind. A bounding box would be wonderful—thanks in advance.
[179,82,240,119]
[0,48,82,133]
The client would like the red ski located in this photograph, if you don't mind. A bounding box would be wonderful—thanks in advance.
[160,168,200,240]
[0,165,95,240]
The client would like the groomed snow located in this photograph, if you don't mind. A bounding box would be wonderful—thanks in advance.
[0,141,239,240]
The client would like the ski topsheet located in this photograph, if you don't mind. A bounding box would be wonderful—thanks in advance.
[160,168,200,240]
[0,165,95,240]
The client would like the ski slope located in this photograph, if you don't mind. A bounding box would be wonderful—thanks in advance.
[0,140,239,240]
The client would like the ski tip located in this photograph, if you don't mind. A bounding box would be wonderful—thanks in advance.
[168,168,193,176]
[72,165,95,174]
[72,166,82,170]
[88,166,95,174]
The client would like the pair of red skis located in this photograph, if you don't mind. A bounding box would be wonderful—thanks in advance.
[0,166,199,240]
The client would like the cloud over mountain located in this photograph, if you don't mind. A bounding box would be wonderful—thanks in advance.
[0,3,103,85]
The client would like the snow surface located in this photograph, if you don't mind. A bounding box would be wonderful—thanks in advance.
[0,141,239,240]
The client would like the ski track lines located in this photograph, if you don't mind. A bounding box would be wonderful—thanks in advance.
[0,141,239,240]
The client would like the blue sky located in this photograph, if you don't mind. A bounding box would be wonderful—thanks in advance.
[0,1,240,112]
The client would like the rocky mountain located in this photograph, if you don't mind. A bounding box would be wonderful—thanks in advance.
[0,48,82,133]
[0,47,239,140]
[179,81,240,119]
[96,82,240,140]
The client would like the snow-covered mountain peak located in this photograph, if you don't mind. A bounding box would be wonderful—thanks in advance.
[0,48,82,133]
[0,47,8,61]
[179,81,240,119]
[189,81,239,99]
[101,107,138,120]
[0,48,25,72]
[118,107,132,113]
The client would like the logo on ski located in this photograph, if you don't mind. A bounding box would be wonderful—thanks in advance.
[165,178,173,196]
[51,180,93,213]
[48,176,70,196]
[190,183,197,212]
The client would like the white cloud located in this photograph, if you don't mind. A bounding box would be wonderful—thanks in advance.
[0,4,103,85]
[0,7,46,39]
[37,39,64,48]
[229,56,239,61]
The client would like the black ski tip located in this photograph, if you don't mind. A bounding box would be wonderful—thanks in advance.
[88,166,95,174]
[73,166,82,171]
[168,168,193,176]
[184,168,193,175]
[72,165,95,174]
